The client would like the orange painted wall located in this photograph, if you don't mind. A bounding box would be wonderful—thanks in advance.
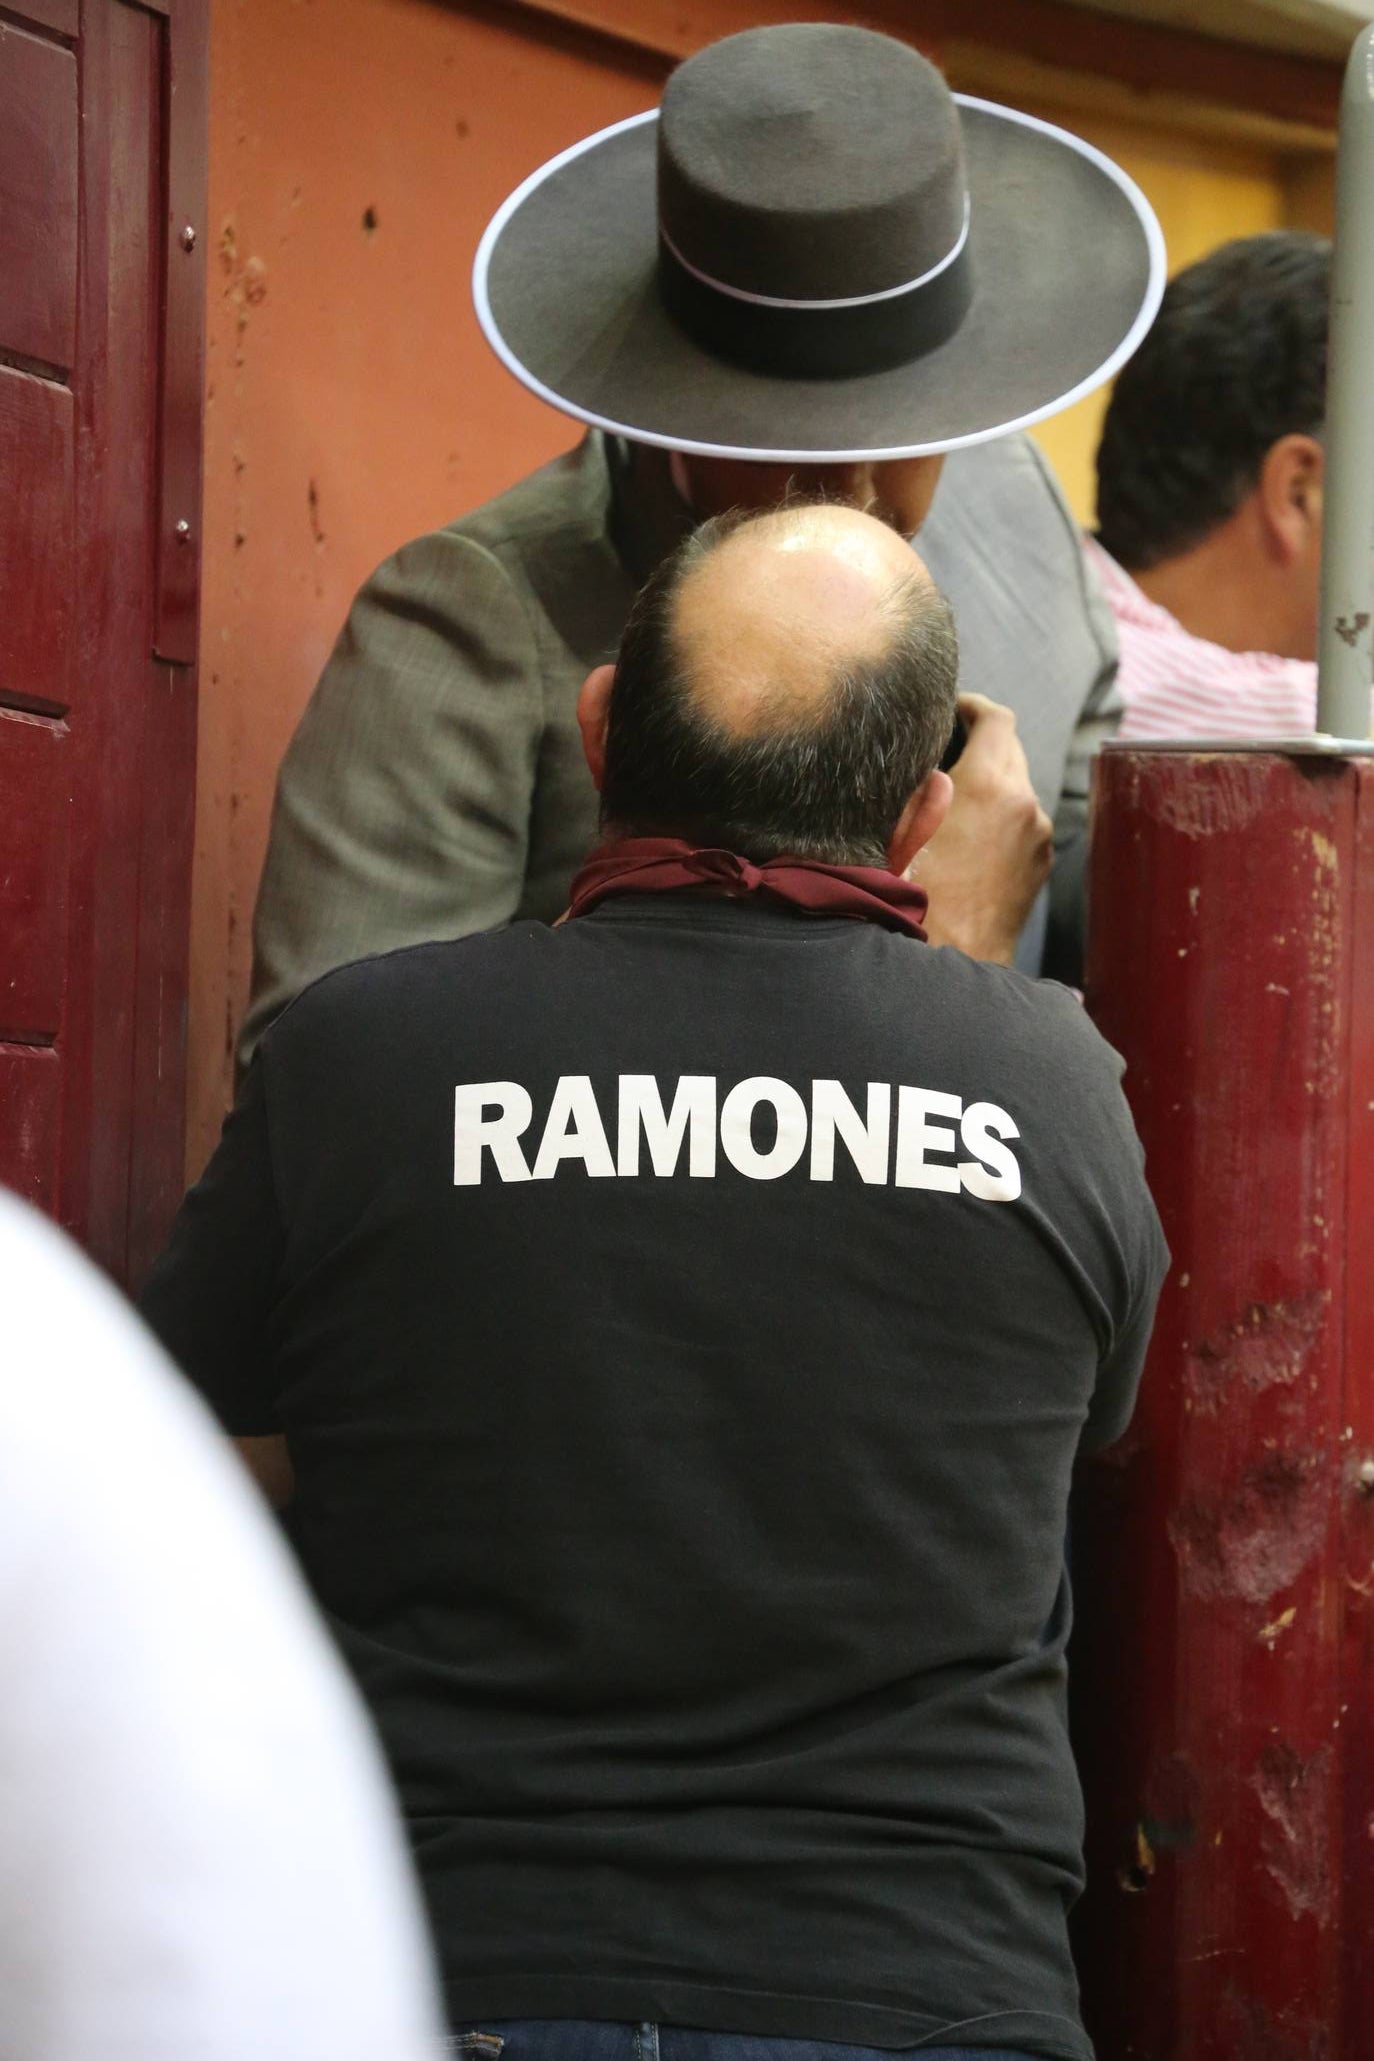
[192,0,661,1172]
[191,0,1334,1175]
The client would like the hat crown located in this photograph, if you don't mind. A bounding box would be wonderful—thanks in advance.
[659,24,967,303]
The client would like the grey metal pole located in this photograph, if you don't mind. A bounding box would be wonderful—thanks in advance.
[1317,23,1374,738]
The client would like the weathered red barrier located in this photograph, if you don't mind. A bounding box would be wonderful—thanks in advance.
[1074,741,1374,2061]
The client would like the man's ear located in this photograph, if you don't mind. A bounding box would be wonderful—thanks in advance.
[577,664,616,792]
[888,767,954,876]
[1258,433,1324,567]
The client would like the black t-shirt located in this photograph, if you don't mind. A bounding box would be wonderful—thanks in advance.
[142,897,1166,2060]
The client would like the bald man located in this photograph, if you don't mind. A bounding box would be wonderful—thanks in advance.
[144,505,1167,2061]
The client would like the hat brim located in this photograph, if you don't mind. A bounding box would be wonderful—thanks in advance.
[473,98,1166,463]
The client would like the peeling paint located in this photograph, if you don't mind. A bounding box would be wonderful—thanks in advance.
[1169,1447,1326,1605]
[1299,820,1344,1092]
[1117,1821,1157,1894]
[1183,1293,1328,1415]
[1217,1984,1330,2061]
[1153,757,1268,839]
[1252,1741,1332,1923]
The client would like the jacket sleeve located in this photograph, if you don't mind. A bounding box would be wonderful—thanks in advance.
[240,527,540,1065]
[1025,444,1123,986]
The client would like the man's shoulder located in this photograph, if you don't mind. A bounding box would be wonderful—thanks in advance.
[927,432,1077,557]
[259,927,552,1054]
[917,947,1123,1076]
[439,432,613,559]
[347,435,614,608]
[926,947,1090,1022]
[326,431,624,682]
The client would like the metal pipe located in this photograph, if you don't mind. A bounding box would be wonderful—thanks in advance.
[1317,22,1374,739]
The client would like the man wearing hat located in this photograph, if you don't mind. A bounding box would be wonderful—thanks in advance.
[239,22,1163,1061]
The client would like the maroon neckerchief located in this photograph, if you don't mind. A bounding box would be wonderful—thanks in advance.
[565,837,928,941]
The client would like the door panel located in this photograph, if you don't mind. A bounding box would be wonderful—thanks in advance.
[7,0,79,35]
[0,709,70,1041]
[0,20,78,374]
[0,1046,61,1209]
[0,366,74,711]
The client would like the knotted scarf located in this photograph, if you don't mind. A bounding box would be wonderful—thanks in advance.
[565,837,928,941]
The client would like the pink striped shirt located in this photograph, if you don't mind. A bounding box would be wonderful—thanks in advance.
[1085,537,1319,742]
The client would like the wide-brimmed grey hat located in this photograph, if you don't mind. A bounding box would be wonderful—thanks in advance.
[473,23,1166,463]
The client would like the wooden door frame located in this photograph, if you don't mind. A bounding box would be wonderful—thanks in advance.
[127,0,209,1283]
[20,0,210,1286]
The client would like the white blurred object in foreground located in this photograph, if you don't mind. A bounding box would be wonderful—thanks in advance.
[0,1188,446,2061]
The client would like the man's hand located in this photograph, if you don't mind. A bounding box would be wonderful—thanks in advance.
[909,693,1053,963]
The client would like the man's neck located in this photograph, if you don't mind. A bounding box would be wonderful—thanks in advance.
[605,437,696,587]
[1131,518,1311,662]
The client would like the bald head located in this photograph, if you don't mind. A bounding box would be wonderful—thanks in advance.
[674,502,938,737]
[595,499,959,869]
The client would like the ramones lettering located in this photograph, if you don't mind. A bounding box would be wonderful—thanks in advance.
[454,1075,1021,1200]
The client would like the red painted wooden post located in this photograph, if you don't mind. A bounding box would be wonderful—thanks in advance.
[1074,741,1374,2061]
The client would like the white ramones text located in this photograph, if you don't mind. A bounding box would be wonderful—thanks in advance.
[453,1075,1021,1199]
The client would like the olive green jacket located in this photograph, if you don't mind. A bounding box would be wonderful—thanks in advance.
[242,432,1118,1061]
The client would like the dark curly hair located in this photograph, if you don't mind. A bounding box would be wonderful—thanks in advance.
[1095,231,1329,572]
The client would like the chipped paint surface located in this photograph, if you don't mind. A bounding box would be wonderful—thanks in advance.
[1149,755,1269,839]
[1077,748,1370,2058]
[1169,1448,1326,1605]
[1183,1293,1328,1415]
[1117,1821,1157,1895]
[1253,1742,1333,1923]
[1301,823,1344,1094]
[1216,1985,1331,2061]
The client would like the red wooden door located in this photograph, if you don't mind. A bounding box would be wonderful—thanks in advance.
[0,0,206,1285]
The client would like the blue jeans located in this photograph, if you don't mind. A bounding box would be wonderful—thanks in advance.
[444,2020,1047,2061]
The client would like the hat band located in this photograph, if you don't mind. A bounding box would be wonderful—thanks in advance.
[661,197,970,312]
[657,205,974,379]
